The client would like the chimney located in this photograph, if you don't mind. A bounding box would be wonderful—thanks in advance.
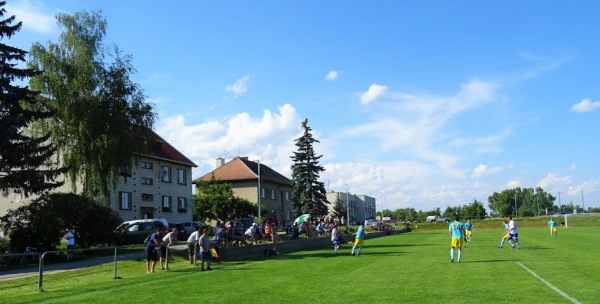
[216,157,225,168]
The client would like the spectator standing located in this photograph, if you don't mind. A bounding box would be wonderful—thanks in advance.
[63,228,75,261]
[145,228,165,273]
[198,227,212,271]
[186,227,201,265]
[160,228,178,270]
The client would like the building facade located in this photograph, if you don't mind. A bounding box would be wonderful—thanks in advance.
[194,156,294,227]
[0,130,196,239]
[325,191,377,225]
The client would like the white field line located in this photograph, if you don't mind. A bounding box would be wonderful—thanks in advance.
[516,262,581,304]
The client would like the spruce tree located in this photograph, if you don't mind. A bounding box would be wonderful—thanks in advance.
[0,2,64,196]
[290,118,329,217]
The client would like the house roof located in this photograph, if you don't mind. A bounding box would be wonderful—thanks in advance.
[142,129,197,167]
[193,156,291,185]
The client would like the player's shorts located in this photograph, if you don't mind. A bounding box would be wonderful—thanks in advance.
[550,227,557,233]
[353,238,364,247]
[200,251,211,262]
[451,237,463,248]
[501,233,509,240]
[145,246,158,261]
[465,230,472,237]
[187,242,197,256]
[332,238,340,245]
[509,233,518,240]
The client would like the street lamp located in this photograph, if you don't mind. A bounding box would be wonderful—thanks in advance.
[514,190,517,218]
[345,183,349,228]
[256,160,261,220]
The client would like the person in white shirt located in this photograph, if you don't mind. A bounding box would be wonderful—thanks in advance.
[186,227,201,265]
[506,216,522,249]
[159,228,178,270]
[331,224,340,254]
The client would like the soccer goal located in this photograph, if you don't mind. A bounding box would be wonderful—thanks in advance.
[562,213,600,228]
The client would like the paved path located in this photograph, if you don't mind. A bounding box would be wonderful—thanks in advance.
[0,245,187,281]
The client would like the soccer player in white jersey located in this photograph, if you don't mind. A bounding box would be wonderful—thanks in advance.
[506,216,522,249]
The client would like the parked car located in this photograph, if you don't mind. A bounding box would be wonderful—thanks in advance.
[179,221,206,234]
[426,216,450,223]
[169,223,188,240]
[113,219,167,245]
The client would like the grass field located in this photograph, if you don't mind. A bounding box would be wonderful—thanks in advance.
[1,226,598,303]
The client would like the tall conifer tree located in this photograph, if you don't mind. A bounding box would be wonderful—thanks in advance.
[290,118,329,217]
[0,2,64,196]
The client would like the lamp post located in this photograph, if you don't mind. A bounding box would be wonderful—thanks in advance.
[257,160,261,220]
[514,190,517,218]
[345,184,349,228]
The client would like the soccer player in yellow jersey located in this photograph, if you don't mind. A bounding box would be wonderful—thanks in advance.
[448,215,466,263]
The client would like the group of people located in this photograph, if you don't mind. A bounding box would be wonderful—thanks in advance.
[329,222,366,256]
[145,225,213,273]
[448,215,523,263]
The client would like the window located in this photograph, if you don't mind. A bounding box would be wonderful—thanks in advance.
[141,177,153,185]
[119,165,132,176]
[162,196,172,212]
[285,192,290,201]
[261,187,266,198]
[141,193,153,201]
[161,166,171,182]
[177,197,187,212]
[271,189,276,199]
[177,169,186,184]
[120,192,132,210]
[140,161,153,169]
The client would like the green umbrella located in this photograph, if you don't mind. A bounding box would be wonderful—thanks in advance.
[294,214,311,224]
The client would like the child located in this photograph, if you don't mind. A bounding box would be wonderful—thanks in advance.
[198,227,212,271]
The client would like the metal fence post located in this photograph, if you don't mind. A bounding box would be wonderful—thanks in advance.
[113,247,118,279]
[38,252,45,292]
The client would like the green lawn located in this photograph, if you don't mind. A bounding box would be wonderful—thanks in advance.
[2,226,598,303]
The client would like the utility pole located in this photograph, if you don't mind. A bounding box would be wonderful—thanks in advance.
[345,184,350,228]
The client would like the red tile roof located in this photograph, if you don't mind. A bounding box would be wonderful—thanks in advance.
[142,129,197,167]
[194,157,291,185]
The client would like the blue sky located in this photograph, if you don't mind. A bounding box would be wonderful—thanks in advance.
[6,0,600,212]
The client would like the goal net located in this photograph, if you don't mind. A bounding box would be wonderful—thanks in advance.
[563,213,600,228]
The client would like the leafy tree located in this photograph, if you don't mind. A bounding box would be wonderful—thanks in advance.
[290,118,329,217]
[28,11,155,197]
[331,193,346,221]
[488,187,555,217]
[193,175,257,222]
[0,193,122,251]
[462,199,487,219]
[0,2,65,197]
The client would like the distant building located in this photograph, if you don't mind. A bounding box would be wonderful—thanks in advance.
[193,156,294,227]
[325,191,376,225]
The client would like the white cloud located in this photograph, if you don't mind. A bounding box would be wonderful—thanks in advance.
[507,178,521,189]
[347,79,499,180]
[360,84,388,104]
[156,103,300,178]
[472,164,502,178]
[569,164,577,171]
[225,75,250,98]
[538,173,571,190]
[571,98,600,113]
[567,180,598,197]
[6,0,57,34]
[325,70,339,81]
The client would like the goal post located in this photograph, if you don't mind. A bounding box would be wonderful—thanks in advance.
[563,213,600,228]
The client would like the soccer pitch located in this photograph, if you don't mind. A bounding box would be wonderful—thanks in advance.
[1,227,598,303]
